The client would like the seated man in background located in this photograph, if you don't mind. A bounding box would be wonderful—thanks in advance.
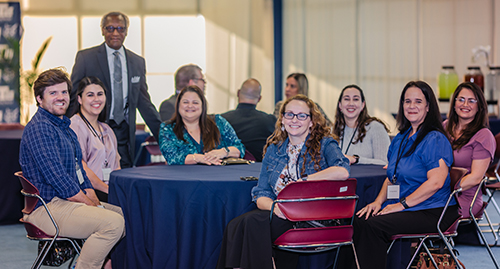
[159,64,206,121]
[19,69,124,269]
[221,78,276,161]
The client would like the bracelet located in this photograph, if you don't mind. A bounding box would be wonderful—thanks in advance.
[192,154,197,163]
[400,197,410,209]
[353,154,360,164]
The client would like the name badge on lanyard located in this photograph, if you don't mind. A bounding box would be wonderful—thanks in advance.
[387,184,400,199]
[387,130,410,200]
[102,159,111,183]
[75,161,84,185]
[102,168,112,183]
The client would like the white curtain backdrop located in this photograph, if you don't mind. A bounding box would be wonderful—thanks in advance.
[283,0,498,133]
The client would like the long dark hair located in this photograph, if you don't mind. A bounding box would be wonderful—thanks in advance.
[333,84,389,143]
[170,85,220,152]
[396,81,446,156]
[264,94,331,172]
[446,82,489,150]
[76,76,107,122]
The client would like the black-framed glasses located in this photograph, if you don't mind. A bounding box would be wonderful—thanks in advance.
[282,112,310,121]
[455,97,477,105]
[192,78,206,84]
[104,26,126,33]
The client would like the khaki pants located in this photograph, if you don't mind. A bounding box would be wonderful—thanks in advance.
[24,197,125,269]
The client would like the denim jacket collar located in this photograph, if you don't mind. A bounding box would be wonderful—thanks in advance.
[275,134,310,158]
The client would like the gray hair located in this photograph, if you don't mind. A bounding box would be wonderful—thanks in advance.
[101,11,129,29]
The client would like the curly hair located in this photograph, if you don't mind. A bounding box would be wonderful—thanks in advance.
[445,82,489,150]
[264,94,331,172]
[333,84,389,144]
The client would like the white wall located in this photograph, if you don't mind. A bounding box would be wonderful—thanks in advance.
[17,0,275,124]
[283,0,500,133]
[16,0,500,131]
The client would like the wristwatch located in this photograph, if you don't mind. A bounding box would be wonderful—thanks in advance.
[400,197,410,209]
[223,147,230,157]
[353,155,360,164]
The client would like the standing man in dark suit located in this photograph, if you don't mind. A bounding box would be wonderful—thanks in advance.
[158,64,205,121]
[67,11,162,168]
[221,78,276,161]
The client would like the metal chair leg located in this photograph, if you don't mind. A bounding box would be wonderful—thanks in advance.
[482,210,499,245]
[440,234,463,269]
[405,237,427,269]
[422,242,440,269]
[32,241,49,269]
[473,216,500,268]
[351,243,360,269]
[387,239,396,254]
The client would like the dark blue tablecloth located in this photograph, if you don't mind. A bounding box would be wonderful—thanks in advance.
[0,129,23,225]
[490,117,500,135]
[108,163,387,269]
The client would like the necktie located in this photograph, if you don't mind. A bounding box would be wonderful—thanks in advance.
[113,51,124,124]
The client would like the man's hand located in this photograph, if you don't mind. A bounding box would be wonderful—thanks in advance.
[67,190,97,206]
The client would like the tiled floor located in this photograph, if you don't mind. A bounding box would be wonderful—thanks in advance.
[3,198,500,268]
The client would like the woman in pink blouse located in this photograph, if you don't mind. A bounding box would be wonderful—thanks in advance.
[70,77,120,202]
[445,82,496,218]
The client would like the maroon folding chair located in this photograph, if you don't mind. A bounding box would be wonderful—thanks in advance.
[243,149,257,161]
[386,167,467,269]
[461,176,500,268]
[15,171,81,269]
[481,133,500,245]
[133,135,166,166]
[270,178,359,269]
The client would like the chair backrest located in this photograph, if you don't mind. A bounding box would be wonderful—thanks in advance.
[450,166,468,191]
[15,171,40,215]
[144,136,162,156]
[243,150,256,161]
[276,178,357,222]
[494,133,500,159]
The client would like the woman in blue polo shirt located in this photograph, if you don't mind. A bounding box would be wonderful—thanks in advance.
[217,94,350,269]
[352,81,460,269]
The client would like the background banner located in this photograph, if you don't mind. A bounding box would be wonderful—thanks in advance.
[0,2,21,123]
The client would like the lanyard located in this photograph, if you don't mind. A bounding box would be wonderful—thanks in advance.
[341,125,359,155]
[80,112,104,144]
[63,126,80,165]
[391,130,411,184]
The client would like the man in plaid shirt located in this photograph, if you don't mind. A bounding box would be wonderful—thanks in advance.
[19,68,124,269]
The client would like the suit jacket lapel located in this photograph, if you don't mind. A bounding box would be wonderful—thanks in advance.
[97,43,112,117]
[97,43,111,88]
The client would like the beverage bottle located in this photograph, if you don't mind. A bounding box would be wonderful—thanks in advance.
[438,66,459,100]
[485,66,500,102]
[465,66,484,92]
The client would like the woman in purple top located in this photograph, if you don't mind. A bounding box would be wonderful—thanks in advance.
[70,77,120,202]
[445,82,496,218]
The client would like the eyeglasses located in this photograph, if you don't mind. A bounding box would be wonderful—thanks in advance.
[104,26,126,33]
[192,78,206,84]
[455,97,478,105]
[282,112,310,121]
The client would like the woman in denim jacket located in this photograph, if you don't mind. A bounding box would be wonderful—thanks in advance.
[217,95,350,269]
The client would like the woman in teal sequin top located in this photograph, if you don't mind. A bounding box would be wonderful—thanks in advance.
[159,85,245,165]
